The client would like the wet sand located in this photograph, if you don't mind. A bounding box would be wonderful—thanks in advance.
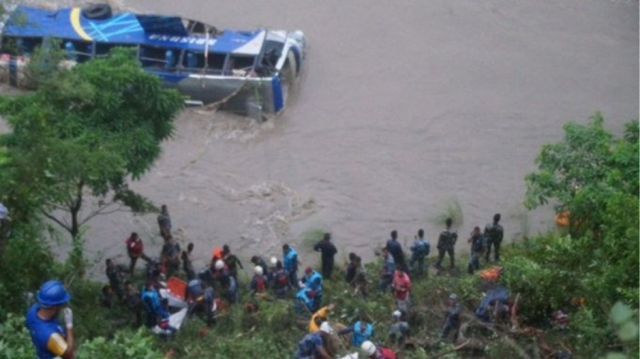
[3,0,639,277]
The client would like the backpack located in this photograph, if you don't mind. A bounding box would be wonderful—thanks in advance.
[255,276,266,292]
[275,271,288,287]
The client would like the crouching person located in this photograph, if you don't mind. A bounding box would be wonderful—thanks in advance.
[294,322,334,359]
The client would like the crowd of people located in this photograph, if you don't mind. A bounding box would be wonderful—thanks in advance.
[26,204,508,359]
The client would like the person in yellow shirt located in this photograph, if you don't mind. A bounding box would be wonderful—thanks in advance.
[309,303,335,332]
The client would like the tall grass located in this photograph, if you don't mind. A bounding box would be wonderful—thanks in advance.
[429,197,464,229]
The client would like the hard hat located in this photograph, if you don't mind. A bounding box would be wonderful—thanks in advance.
[215,260,225,270]
[37,280,71,307]
[392,310,402,318]
[319,321,334,334]
[449,293,458,301]
[270,256,278,265]
[361,340,377,356]
[305,266,313,274]
[254,266,264,276]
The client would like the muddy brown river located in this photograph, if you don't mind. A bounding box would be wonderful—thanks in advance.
[5,0,639,277]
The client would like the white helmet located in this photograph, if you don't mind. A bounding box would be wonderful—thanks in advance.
[319,321,334,334]
[361,340,377,356]
[270,256,278,265]
[254,266,264,276]
[214,260,225,270]
[392,310,402,318]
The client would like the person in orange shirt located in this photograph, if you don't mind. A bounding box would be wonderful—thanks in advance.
[309,303,335,332]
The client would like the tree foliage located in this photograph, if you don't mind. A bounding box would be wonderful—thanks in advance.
[0,48,183,241]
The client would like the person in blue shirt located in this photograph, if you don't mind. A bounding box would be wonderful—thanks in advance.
[377,247,395,293]
[467,226,485,275]
[301,267,323,309]
[338,314,374,348]
[441,293,462,342]
[25,280,75,359]
[141,280,162,328]
[283,244,299,288]
[296,288,317,315]
[294,322,334,359]
[409,229,430,277]
[386,230,406,270]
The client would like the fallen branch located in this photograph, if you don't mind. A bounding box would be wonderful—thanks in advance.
[427,341,469,359]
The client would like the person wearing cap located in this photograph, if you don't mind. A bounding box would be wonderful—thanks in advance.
[441,293,462,342]
[339,314,374,348]
[294,322,334,359]
[282,244,300,288]
[313,232,338,279]
[392,268,411,314]
[295,287,317,315]
[301,267,324,310]
[360,340,396,359]
[309,303,335,332]
[249,266,268,296]
[250,255,269,281]
[26,280,75,359]
[388,310,410,349]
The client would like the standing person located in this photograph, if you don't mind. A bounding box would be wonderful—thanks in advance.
[157,204,172,240]
[435,218,458,269]
[484,213,504,262]
[272,260,291,299]
[161,236,181,278]
[125,232,144,274]
[467,227,485,275]
[441,293,462,342]
[392,268,412,314]
[353,256,368,297]
[141,281,161,328]
[222,244,244,281]
[386,230,406,270]
[361,341,397,359]
[377,248,395,293]
[123,280,142,325]
[283,244,299,288]
[105,259,123,300]
[313,233,338,279]
[345,252,358,284]
[26,280,75,359]
[409,229,430,277]
[294,322,334,359]
[182,243,196,281]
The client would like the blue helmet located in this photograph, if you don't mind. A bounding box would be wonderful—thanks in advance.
[37,280,71,307]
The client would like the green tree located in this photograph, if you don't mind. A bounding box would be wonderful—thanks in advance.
[0,48,183,246]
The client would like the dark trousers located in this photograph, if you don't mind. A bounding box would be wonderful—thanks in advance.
[321,258,334,279]
[409,255,426,276]
[486,240,501,262]
[468,253,481,274]
[436,248,455,268]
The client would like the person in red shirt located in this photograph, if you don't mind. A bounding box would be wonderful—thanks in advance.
[361,340,396,359]
[392,268,411,314]
[125,232,144,274]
